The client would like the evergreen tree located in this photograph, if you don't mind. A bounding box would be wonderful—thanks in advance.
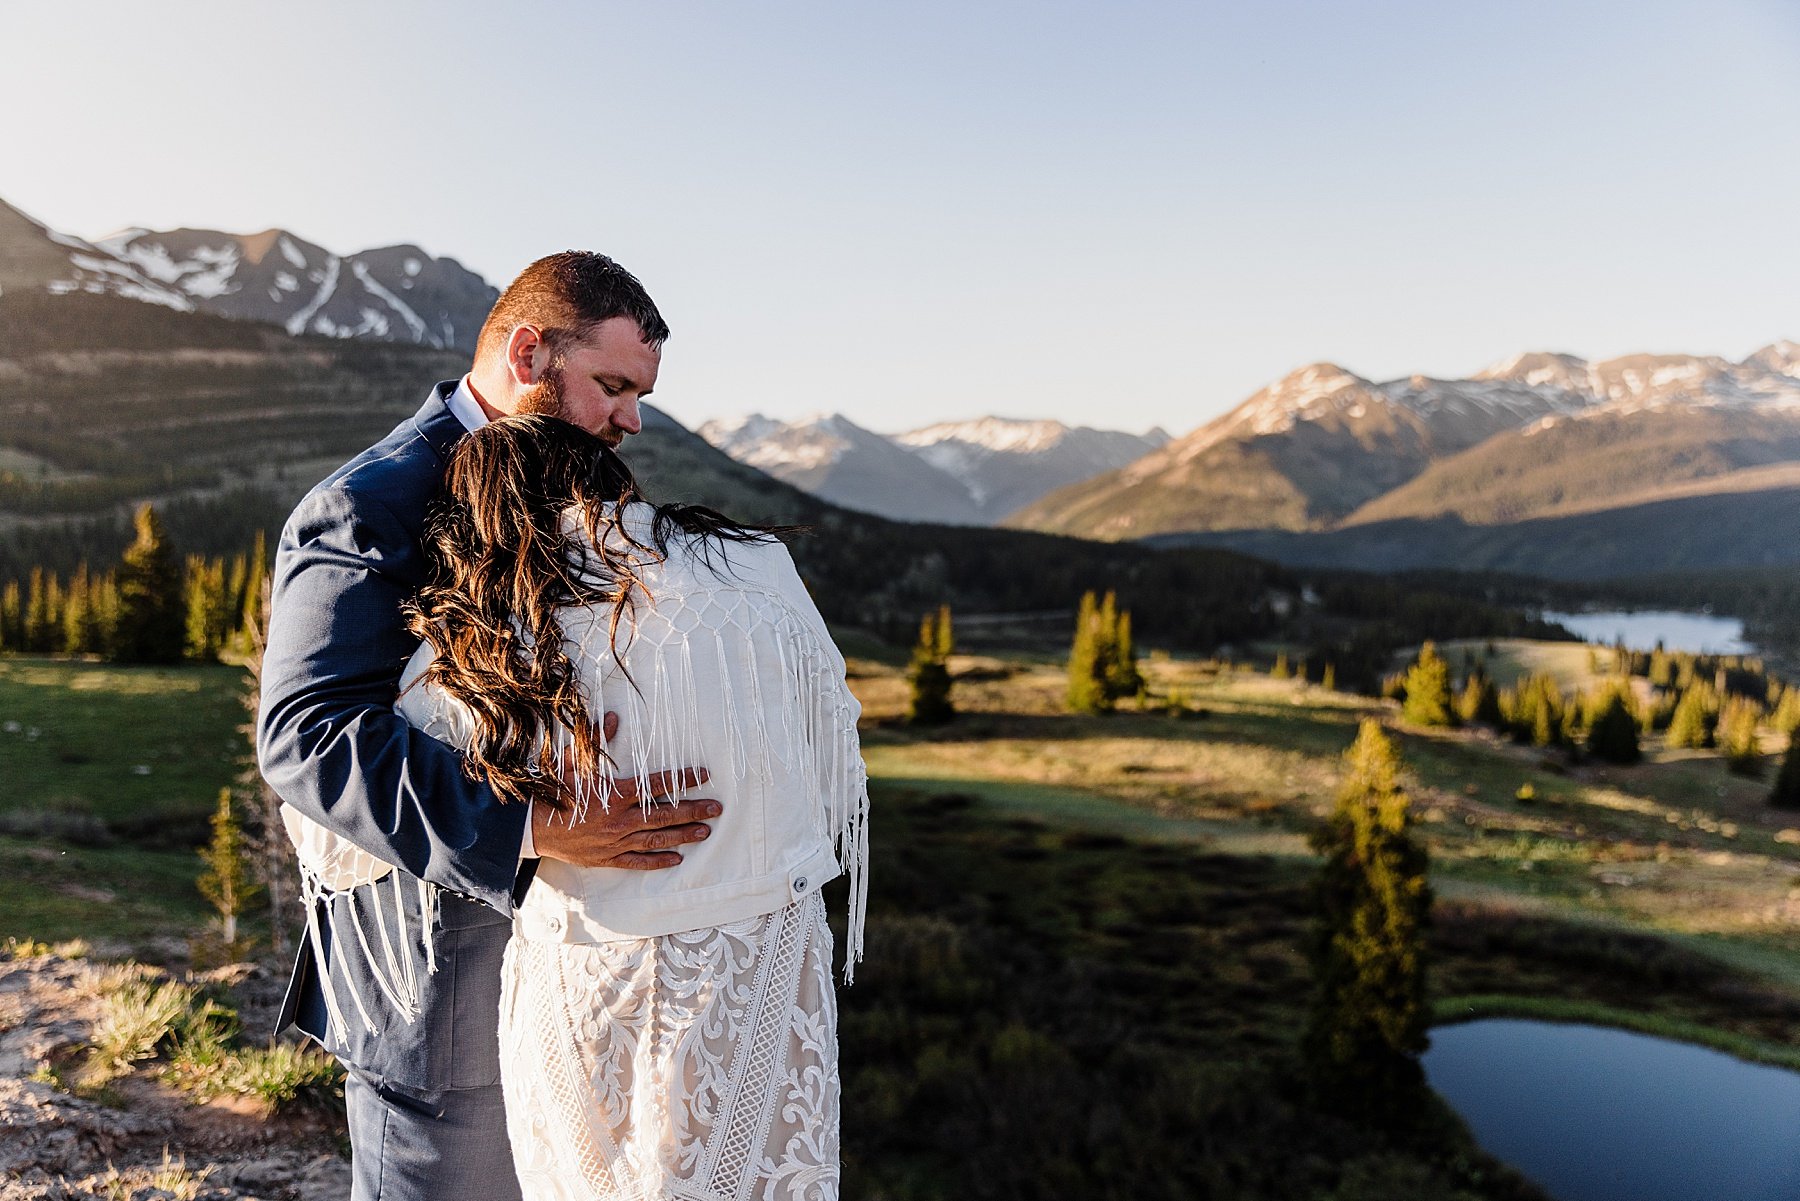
[1510,674,1567,747]
[232,575,295,956]
[1771,734,1800,809]
[1774,689,1800,737]
[1457,671,1502,727]
[197,786,261,951]
[0,580,21,652]
[1401,642,1456,728]
[24,568,60,653]
[1648,649,1676,690]
[1720,698,1764,777]
[1271,652,1291,680]
[114,503,185,664]
[1585,686,1641,765]
[906,605,955,725]
[60,564,91,655]
[232,530,269,655]
[1666,686,1717,750]
[1321,663,1337,693]
[183,555,231,662]
[1304,720,1432,1120]
[1106,608,1143,701]
[90,572,121,657]
[1066,590,1111,714]
[1061,590,1141,713]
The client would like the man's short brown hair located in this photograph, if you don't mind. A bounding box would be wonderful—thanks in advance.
[475,251,669,362]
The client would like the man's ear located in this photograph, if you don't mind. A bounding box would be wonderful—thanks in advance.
[505,325,545,386]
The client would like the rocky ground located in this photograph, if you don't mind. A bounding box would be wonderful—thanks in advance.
[0,952,348,1201]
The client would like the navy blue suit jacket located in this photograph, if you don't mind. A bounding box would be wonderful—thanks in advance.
[259,383,532,1088]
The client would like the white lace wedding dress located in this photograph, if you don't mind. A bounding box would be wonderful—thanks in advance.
[397,504,867,1201]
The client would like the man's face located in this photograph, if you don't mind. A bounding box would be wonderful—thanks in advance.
[517,315,662,445]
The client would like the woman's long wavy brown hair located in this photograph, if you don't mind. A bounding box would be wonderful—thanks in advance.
[403,414,791,811]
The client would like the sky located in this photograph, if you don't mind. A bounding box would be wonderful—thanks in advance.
[3,0,1799,436]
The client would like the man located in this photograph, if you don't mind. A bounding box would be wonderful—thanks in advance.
[258,252,716,1201]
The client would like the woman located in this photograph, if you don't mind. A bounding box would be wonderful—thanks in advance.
[395,414,868,1200]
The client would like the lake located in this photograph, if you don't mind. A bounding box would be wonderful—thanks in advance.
[1540,609,1754,656]
[1424,1019,1800,1201]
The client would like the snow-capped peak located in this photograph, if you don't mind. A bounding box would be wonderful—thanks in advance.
[895,416,1071,454]
[1745,340,1800,381]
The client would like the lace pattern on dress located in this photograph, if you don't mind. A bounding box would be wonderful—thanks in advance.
[499,892,840,1201]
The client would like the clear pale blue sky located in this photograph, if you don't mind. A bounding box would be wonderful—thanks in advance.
[3,0,1797,434]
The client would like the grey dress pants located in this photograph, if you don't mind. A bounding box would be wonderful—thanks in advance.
[344,1067,522,1201]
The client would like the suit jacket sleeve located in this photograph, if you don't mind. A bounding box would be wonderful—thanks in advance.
[256,481,535,913]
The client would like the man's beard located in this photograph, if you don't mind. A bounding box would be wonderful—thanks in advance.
[515,363,567,420]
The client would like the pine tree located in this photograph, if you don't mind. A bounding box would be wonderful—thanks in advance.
[1304,720,1432,1120]
[0,580,21,652]
[1771,734,1800,809]
[1773,689,1800,737]
[1720,698,1764,777]
[197,786,262,952]
[60,565,91,655]
[1585,685,1641,765]
[1457,671,1502,727]
[233,575,295,955]
[1666,686,1717,750]
[906,605,955,725]
[1106,608,1143,700]
[183,556,231,662]
[1401,642,1456,728]
[24,568,60,653]
[114,503,185,664]
[90,572,121,658]
[232,530,269,656]
[1066,590,1111,714]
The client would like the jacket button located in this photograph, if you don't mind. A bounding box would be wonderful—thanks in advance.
[546,915,564,934]
[794,877,808,892]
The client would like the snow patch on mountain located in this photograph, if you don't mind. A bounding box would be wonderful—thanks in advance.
[286,256,341,336]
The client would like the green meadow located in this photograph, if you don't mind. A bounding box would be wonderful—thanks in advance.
[0,658,245,946]
[7,644,1800,1197]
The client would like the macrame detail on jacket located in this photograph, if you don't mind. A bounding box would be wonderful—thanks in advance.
[544,567,870,980]
[282,806,439,1045]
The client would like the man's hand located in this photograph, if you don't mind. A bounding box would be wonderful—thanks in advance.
[531,711,720,870]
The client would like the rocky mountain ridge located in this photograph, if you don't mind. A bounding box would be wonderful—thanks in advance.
[0,197,495,353]
[697,411,1168,525]
[1007,343,1800,544]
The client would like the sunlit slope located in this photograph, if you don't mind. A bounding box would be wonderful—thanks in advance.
[1348,407,1800,526]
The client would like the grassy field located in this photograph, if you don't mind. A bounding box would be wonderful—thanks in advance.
[7,642,1800,1196]
[854,650,1800,1052]
[0,658,247,948]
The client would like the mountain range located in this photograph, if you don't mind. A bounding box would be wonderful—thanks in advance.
[1004,344,1800,577]
[696,411,1168,525]
[8,192,1798,583]
[0,197,495,353]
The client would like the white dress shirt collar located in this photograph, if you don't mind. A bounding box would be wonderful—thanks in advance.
[446,375,491,433]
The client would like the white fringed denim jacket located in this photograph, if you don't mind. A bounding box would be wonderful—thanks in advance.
[284,501,869,1036]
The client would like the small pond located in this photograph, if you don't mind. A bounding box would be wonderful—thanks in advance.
[1540,609,1753,656]
[1424,1019,1800,1201]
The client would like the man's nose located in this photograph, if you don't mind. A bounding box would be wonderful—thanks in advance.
[613,397,642,436]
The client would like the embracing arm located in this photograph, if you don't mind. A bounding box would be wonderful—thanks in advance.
[256,483,533,913]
